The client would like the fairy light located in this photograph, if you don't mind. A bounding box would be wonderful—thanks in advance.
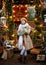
[34,5,36,8]
[24,15,27,17]
[4,25,8,29]
[25,5,28,7]
[34,18,37,21]
[13,15,15,17]
[12,34,15,37]
[33,30,37,33]
[20,5,23,8]
[39,24,43,27]
[13,10,16,13]
[25,10,27,13]
[9,16,12,19]
[38,33,42,37]
[39,4,42,8]
[12,5,15,8]
[17,5,19,8]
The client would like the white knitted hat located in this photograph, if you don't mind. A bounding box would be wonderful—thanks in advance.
[21,17,27,22]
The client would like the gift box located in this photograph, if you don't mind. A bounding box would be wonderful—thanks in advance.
[18,28,28,36]
[36,54,45,61]
[30,48,40,54]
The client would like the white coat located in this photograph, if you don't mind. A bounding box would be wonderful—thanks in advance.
[17,23,34,50]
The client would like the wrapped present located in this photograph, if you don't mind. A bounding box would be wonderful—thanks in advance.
[30,48,40,54]
[18,28,28,36]
[36,54,45,61]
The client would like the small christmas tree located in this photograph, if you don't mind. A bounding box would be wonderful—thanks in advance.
[31,0,43,47]
[0,0,15,40]
[5,0,15,40]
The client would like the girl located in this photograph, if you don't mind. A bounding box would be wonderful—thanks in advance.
[17,17,34,63]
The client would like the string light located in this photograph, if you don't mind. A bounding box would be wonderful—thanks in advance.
[13,15,15,17]
[12,34,15,37]
[33,30,37,33]
[20,5,23,8]
[12,5,15,8]
[24,15,27,17]
[16,5,19,8]
[13,10,15,13]
[25,10,27,13]
[38,33,42,37]
[25,5,28,7]
[9,16,12,19]
[34,18,37,21]
[4,25,8,29]
[34,5,36,8]
[39,4,42,8]
[39,24,43,27]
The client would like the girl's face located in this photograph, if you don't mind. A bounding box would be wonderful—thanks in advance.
[21,19,26,24]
